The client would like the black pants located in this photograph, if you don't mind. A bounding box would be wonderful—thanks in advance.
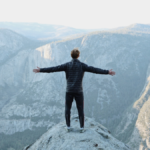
[65,92,84,128]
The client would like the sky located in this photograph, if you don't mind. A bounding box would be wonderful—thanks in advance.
[0,0,150,29]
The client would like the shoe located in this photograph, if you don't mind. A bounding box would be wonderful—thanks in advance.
[80,127,85,133]
[66,126,73,132]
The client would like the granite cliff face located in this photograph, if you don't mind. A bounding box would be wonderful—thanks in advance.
[0,24,150,150]
[0,29,44,111]
[0,29,30,65]
[115,67,150,149]
[24,115,130,150]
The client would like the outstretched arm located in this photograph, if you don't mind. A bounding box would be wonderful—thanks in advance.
[82,63,115,76]
[33,63,67,73]
[82,63,109,74]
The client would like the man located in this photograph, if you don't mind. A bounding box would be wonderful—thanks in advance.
[33,48,115,133]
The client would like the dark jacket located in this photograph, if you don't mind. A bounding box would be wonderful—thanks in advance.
[40,58,109,93]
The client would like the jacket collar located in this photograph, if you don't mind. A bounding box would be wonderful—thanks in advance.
[71,58,80,62]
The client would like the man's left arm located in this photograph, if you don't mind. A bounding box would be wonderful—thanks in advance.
[82,63,109,74]
[81,62,115,76]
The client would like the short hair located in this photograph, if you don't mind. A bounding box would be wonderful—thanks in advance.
[71,48,80,58]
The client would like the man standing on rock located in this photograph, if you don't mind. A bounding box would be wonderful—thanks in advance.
[33,48,115,133]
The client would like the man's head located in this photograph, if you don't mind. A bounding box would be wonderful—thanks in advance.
[71,48,80,59]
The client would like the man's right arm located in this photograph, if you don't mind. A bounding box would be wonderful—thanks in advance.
[82,63,109,74]
[40,63,67,73]
[33,63,68,74]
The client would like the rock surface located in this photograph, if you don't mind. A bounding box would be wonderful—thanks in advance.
[24,115,130,150]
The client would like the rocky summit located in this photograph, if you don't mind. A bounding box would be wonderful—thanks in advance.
[24,114,130,150]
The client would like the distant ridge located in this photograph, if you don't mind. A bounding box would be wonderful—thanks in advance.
[111,23,150,34]
[0,22,102,41]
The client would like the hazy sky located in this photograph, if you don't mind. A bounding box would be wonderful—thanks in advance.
[0,0,150,29]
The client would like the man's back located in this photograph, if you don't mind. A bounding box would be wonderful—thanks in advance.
[40,58,109,93]
[65,58,84,93]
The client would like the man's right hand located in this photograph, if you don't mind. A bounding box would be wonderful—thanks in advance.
[33,66,40,73]
[109,69,115,76]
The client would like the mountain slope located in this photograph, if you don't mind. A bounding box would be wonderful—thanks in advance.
[0,29,31,65]
[0,29,45,111]
[115,68,150,149]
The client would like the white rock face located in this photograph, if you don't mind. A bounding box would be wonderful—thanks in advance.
[24,115,130,150]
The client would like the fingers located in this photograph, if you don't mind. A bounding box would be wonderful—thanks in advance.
[109,70,116,76]
[32,67,40,73]
[112,71,115,75]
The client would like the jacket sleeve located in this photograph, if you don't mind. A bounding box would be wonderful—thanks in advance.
[40,63,67,73]
[82,63,109,74]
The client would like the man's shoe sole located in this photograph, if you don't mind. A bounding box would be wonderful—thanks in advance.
[80,129,85,133]
[66,128,73,132]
